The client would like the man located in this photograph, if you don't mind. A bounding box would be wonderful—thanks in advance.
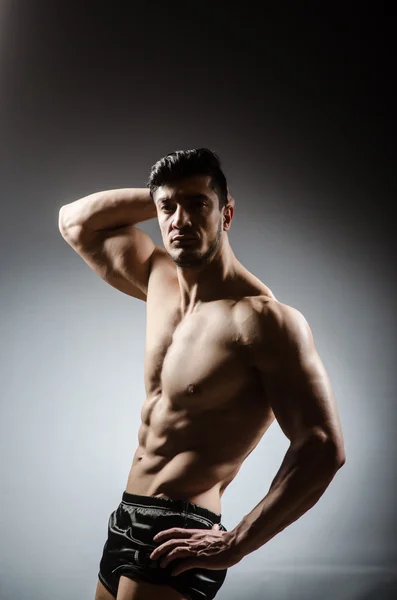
[59,148,346,600]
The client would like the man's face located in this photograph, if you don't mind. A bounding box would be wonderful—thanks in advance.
[153,175,224,268]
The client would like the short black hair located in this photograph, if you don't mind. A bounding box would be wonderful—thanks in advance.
[147,148,228,209]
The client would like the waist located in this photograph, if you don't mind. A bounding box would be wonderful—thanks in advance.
[126,459,223,515]
[121,490,223,520]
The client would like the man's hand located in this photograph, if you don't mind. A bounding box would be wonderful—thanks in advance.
[149,523,242,576]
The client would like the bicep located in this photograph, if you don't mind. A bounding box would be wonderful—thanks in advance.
[62,223,156,301]
[255,305,344,451]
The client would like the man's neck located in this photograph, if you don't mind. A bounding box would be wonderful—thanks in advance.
[176,246,240,316]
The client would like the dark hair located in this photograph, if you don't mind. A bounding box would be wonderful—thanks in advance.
[147,148,228,208]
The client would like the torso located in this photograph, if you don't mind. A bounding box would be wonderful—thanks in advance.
[125,249,277,515]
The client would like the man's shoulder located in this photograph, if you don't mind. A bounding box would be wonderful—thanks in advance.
[233,295,309,349]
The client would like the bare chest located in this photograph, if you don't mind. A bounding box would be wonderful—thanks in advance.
[144,298,254,411]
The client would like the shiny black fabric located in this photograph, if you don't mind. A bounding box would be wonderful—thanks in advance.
[98,491,228,599]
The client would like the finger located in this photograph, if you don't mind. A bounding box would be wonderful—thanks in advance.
[153,528,188,542]
[160,547,191,568]
[150,539,187,560]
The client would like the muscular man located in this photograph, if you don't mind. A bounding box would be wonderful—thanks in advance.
[59,148,346,600]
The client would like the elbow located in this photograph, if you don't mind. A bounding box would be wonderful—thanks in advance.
[327,436,346,470]
[58,205,82,242]
[312,428,346,471]
[304,428,346,469]
[58,205,70,236]
[312,446,345,490]
[336,446,346,469]
[308,430,346,478]
[322,439,346,480]
[58,206,65,232]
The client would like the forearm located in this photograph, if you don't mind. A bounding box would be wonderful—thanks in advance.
[59,188,157,233]
[230,435,344,558]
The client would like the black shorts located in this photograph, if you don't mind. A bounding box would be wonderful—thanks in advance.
[98,491,228,600]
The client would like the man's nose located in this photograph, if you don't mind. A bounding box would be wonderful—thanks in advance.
[172,206,192,228]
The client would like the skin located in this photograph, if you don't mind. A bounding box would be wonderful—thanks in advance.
[126,175,280,514]
[128,175,344,562]
[62,174,345,599]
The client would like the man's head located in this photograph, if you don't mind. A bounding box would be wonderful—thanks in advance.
[147,148,234,268]
[147,148,228,209]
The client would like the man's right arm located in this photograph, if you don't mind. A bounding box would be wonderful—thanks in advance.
[58,188,160,301]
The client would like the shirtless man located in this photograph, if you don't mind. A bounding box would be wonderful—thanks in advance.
[58,148,346,600]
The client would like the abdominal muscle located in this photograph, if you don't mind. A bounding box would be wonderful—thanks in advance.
[125,446,240,516]
[123,381,274,515]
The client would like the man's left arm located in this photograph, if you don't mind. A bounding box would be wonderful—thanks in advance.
[229,301,346,559]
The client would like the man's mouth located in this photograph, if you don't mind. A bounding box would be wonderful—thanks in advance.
[172,235,197,243]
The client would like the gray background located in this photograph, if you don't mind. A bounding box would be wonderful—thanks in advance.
[0,3,395,599]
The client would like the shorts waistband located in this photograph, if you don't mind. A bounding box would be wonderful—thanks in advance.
[121,491,222,523]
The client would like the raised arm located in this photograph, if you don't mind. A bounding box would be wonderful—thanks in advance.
[58,188,161,301]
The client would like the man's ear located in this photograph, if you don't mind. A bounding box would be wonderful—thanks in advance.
[226,186,235,207]
[223,204,234,230]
